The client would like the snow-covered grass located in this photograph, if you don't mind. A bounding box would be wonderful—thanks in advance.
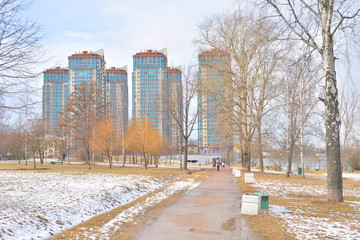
[87,178,200,239]
[248,174,360,240]
[0,170,185,240]
[343,172,360,181]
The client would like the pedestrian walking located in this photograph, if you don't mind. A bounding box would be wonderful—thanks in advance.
[222,161,225,168]
[216,157,221,171]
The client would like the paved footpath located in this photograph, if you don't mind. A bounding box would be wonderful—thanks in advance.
[134,167,266,240]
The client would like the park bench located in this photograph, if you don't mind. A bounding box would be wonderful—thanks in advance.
[50,161,63,165]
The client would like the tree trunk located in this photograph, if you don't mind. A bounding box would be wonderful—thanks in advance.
[286,137,295,177]
[257,123,264,172]
[322,33,343,202]
[33,155,36,170]
[109,155,112,169]
[123,152,126,167]
[43,150,46,166]
[179,145,182,169]
[183,138,188,170]
[39,149,43,164]
[86,148,91,170]
[246,152,251,171]
[244,141,251,171]
[227,149,231,166]
[300,73,305,179]
[144,154,147,169]
[240,150,244,168]
[67,145,70,165]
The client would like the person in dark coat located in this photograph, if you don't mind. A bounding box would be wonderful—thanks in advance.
[216,157,221,171]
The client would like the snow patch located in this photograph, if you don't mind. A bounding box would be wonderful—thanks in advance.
[0,171,181,239]
[269,205,292,214]
[253,179,360,239]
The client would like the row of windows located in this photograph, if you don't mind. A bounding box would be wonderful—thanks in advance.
[134,57,165,63]
[45,76,127,85]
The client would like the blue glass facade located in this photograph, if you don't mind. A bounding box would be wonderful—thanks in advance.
[132,49,171,140]
[68,50,105,108]
[168,67,183,147]
[198,50,230,149]
[42,50,129,144]
[105,67,128,136]
[42,67,69,136]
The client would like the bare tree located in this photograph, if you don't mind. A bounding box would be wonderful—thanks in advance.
[125,119,162,169]
[5,131,22,160]
[283,54,322,178]
[348,146,360,170]
[339,83,360,170]
[65,83,101,170]
[215,116,235,165]
[262,0,360,202]
[167,64,199,170]
[6,114,25,161]
[26,117,45,170]
[91,118,116,169]
[197,10,285,171]
[0,0,45,110]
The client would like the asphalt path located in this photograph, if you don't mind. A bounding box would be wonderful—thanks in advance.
[134,167,266,240]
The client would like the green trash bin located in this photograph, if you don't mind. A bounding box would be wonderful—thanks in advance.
[298,167,302,175]
[253,192,269,210]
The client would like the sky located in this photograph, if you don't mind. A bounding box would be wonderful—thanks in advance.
[24,0,359,125]
[24,0,236,122]
[27,0,235,73]
[26,0,360,93]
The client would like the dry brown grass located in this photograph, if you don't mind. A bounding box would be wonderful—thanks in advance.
[0,161,188,177]
[251,215,290,240]
[237,171,360,240]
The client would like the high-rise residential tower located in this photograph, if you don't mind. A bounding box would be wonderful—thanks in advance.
[168,66,183,148]
[198,49,230,155]
[132,49,171,140]
[68,50,106,104]
[105,66,128,137]
[42,67,69,137]
[42,49,129,156]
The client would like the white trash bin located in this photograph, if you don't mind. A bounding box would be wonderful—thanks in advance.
[244,173,255,183]
[234,168,241,178]
[241,193,261,215]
